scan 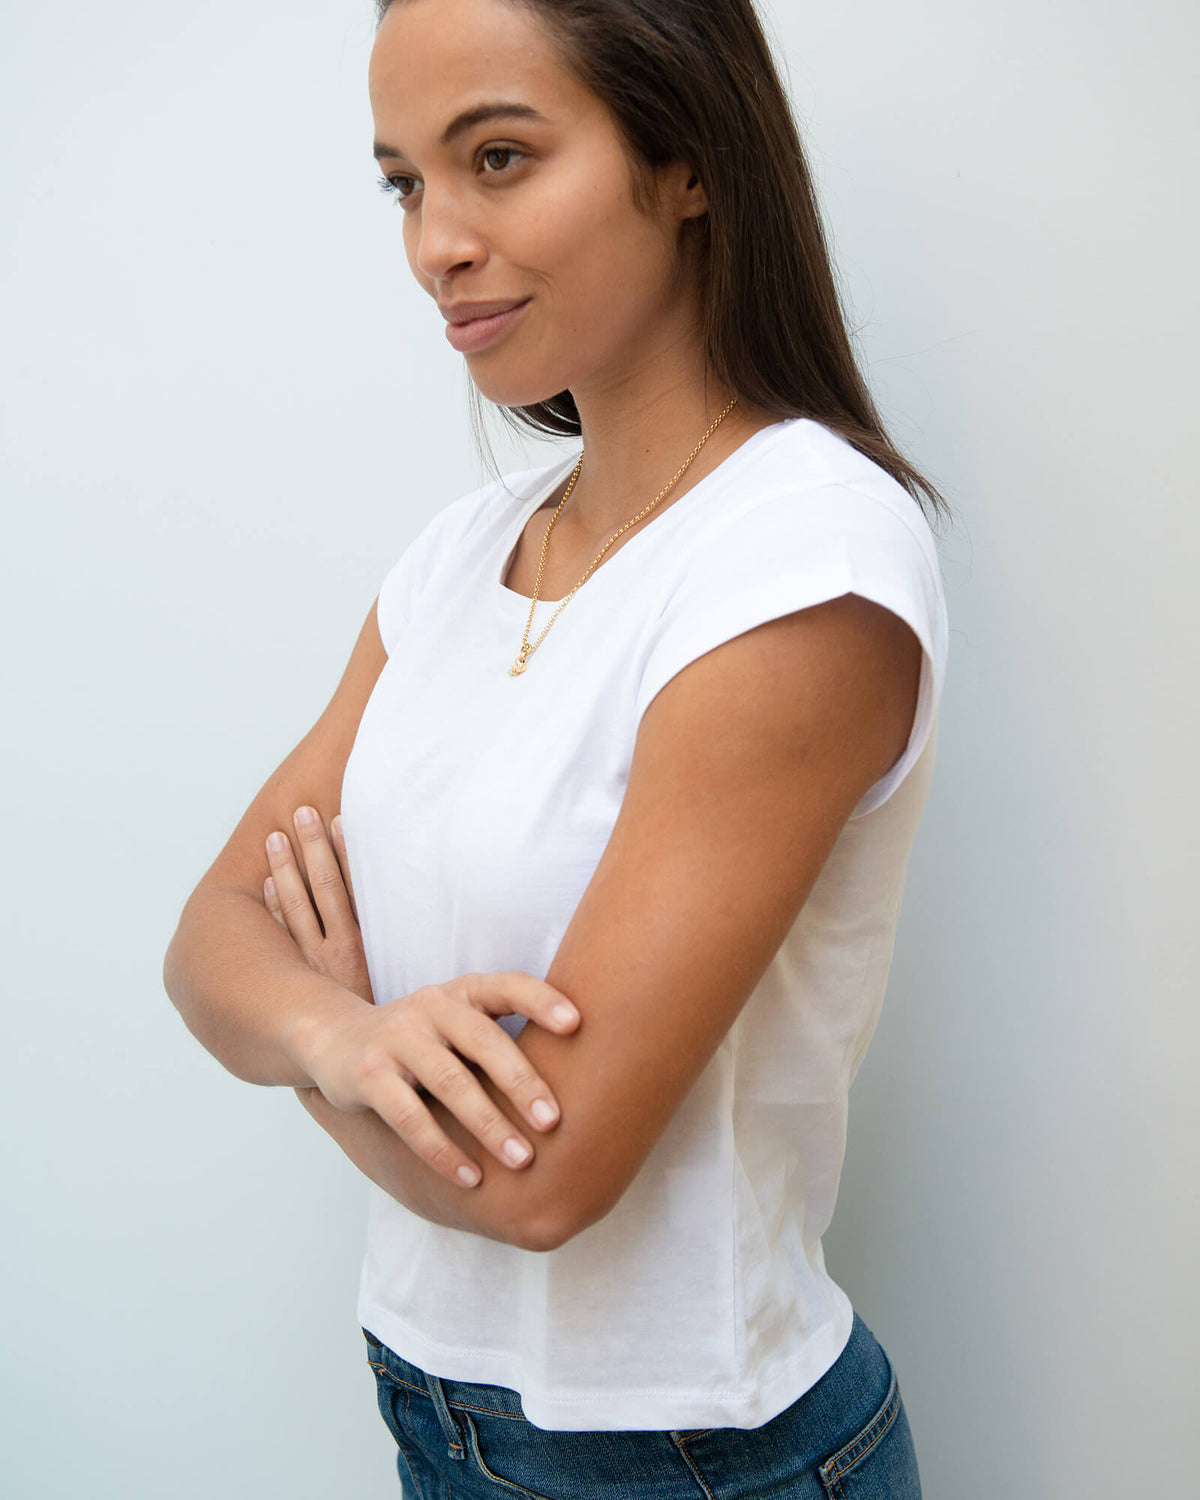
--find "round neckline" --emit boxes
[493,417,796,614]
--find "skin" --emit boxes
[162,0,923,1254]
[369,0,782,578]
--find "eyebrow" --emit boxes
[373,102,549,161]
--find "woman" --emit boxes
[164,0,950,1494]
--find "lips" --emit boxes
[443,299,532,353]
[440,297,531,325]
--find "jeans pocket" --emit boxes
[456,1409,558,1500]
[817,1366,922,1499]
[457,1407,695,1500]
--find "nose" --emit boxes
[411,184,487,283]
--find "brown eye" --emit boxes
[480,146,525,175]
[377,172,417,206]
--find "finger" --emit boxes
[330,814,359,925]
[265,831,325,950]
[365,1072,485,1189]
[263,875,288,928]
[403,1034,537,1169]
[292,806,357,939]
[461,970,581,1035]
[444,1007,563,1134]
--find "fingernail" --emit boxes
[552,1002,578,1026]
[457,1164,481,1187]
[531,1099,557,1128]
[332,815,343,837]
[295,806,317,825]
[504,1138,532,1165]
[267,832,286,853]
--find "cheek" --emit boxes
[520,180,668,328]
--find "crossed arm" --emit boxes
[274,592,921,1253]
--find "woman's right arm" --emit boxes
[161,598,581,1199]
[161,600,388,1089]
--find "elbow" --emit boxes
[502,1178,616,1254]
[162,890,204,1010]
[162,929,182,1006]
[508,1208,578,1254]
[162,924,191,1017]
[509,1213,567,1254]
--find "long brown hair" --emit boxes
[374,0,953,530]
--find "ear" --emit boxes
[663,160,709,222]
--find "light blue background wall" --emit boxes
[3,2,1195,1494]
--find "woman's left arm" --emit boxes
[282,592,920,1251]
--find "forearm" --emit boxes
[293,1080,561,1252]
[163,882,369,1087]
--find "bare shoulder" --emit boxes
[485,592,923,1246]
[636,591,922,812]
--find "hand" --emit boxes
[297,971,581,1187]
[264,808,373,1003]
[266,806,582,1187]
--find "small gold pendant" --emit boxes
[508,658,527,676]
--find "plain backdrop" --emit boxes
[3,1,1197,1495]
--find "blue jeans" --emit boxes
[361,1309,922,1498]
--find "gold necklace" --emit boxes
[507,396,739,676]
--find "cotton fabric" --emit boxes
[360,1309,922,1497]
[339,416,949,1431]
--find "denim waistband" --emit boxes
[362,1326,529,1424]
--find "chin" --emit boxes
[467,365,564,410]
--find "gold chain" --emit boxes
[508,396,739,676]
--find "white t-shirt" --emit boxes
[340,415,949,1431]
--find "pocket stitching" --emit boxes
[367,1362,429,1500]
[394,1435,430,1500]
[673,1437,718,1499]
[458,1409,558,1500]
[818,1368,900,1494]
[451,1398,529,1420]
[367,1360,430,1401]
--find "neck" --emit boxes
[556,329,778,542]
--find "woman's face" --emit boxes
[368,0,706,409]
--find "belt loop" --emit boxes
[423,1371,466,1461]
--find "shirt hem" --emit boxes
[356,1289,855,1432]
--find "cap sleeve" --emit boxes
[374,481,497,655]
[374,538,423,657]
[632,481,950,817]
